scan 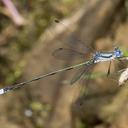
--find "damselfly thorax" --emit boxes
[93,47,123,63]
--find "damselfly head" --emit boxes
[114,47,123,58]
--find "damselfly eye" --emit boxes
[115,50,123,57]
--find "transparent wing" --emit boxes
[70,64,95,106]
[54,19,94,55]
[70,63,94,85]
[70,68,87,85]
[66,35,93,54]
[107,61,112,76]
[53,48,86,60]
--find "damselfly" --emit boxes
[0,46,124,95]
[0,20,125,95]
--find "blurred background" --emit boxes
[0,0,128,128]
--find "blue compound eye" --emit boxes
[114,47,123,57]
[115,49,123,57]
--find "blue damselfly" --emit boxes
[0,47,124,95]
[0,20,125,95]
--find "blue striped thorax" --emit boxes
[93,47,123,63]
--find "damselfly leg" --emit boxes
[107,61,112,76]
